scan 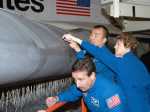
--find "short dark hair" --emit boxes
[72,56,96,76]
[93,25,109,38]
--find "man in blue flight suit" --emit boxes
[38,57,128,112]
[69,25,116,81]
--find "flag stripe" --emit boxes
[56,0,90,16]
[57,8,90,13]
[57,12,90,16]
[56,4,90,10]
[57,0,76,1]
[56,1,76,6]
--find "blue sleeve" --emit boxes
[146,84,150,103]
[58,84,82,102]
[75,50,86,60]
[81,41,119,74]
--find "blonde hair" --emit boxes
[117,32,138,51]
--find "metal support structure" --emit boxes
[101,0,150,32]
[123,20,150,32]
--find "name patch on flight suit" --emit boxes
[90,96,100,108]
[106,94,121,109]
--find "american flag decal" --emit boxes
[56,0,91,16]
[106,94,121,109]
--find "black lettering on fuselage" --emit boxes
[31,0,44,13]
[15,0,30,11]
[1,0,44,13]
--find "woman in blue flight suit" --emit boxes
[62,32,150,112]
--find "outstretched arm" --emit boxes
[80,41,118,73]
[37,85,82,112]
[57,84,82,102]
[62,34,119,74]
[68,40,86,60]
[63,37,86,60]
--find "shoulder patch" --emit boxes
[106,94,121,109]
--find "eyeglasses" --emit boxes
[90,33,101,38]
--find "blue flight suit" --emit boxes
[80,40,150,112]
[76,50,116,81]
[58,75,128,112]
